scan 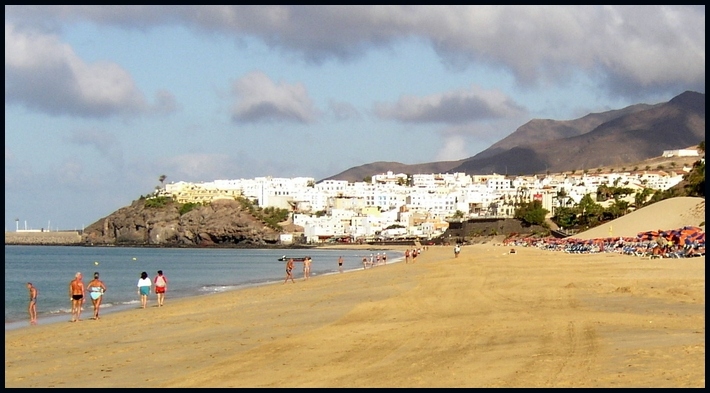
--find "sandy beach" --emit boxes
[5,198,705,387]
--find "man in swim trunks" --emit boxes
[338,256,344,273]
[87,272,107,320]
[27,282,38,325]
[284,258,295,284]
[69,272,85,322]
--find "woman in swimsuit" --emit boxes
[87,272,107,320]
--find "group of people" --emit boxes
[361,252,388,269]
[137,270,168,308]
[28,269,169,325]
[404,248,421,263]
[283,257,313,283]
[68,271,103,322]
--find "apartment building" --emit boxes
[160,169,685,242]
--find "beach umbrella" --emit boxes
[637,231,656,241]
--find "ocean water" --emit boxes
[5,245,403,330]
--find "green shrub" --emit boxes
[144,196,171,208]
[179,202,201,215]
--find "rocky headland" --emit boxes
[79,198,292,248]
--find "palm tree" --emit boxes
[159,174,167,186]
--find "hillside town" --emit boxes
[159,149,700,244]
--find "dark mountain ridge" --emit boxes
[323,91,704,182]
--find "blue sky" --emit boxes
[5,5,705,231]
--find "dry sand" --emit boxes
[5,197,705,388]
[573,197,705,240]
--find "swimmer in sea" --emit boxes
[87,272,107,320]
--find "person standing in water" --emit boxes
[154,270,168,307]
[27,282,38,325]
[87,272,107,320]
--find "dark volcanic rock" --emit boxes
[82,198,282,247]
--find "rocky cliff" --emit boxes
[81,198,285,247]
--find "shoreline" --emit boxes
[5,250,408,332]
[5,243,704,387]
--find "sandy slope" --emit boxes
[573,197,705,240]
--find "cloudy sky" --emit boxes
[5,5,705,231]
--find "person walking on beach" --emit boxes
[405,249,410,263]
[69,272,85,322]
[362,256,368,269]
[27,282,38,325]
[382,252,387,265]
[303,257,312,280]
[137,271,151,308]
[154,270,168,307]
[87,272,107,320]
[284,258,296,284]
[454,244,461,258]
[338,256,344,273]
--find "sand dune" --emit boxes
[573,196,705,240]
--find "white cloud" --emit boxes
[374,85,527,124]
[6,5,704,99]
[230,71,319,124]
[435,133,469,162]
[161,153,236,182]
[5,23,154,117]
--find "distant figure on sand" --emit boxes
[87,272,107,320]
[405,249,410,263]
[362,256,368,269]
[303,257,312,280]
[454,244,461,258]
[137,271,151,308]
[154,270,168,307]
[27,282,38,325]
[69,272,85,322]
[284,258,296,284]
[338,256,344,273]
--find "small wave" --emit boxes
[48,308,71,315]
[199,285,240,293]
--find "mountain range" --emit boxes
[323,91,705,182]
